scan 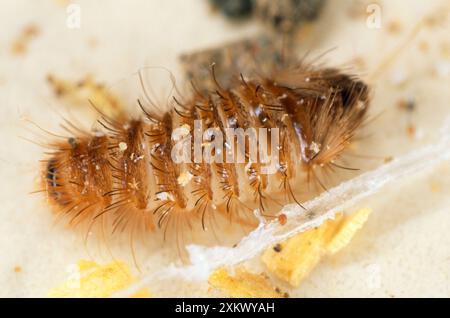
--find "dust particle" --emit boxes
[387,20,403,34]
[418,41,429,53]
[273,243,282,253]
[396,98,415,112]
[11,24,40,56]
[407,124,416,139]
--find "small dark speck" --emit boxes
[210,0,254,19]
[273,243,282,252]
[68,137,77,148]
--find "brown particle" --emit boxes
[397,98,415,112]
[424,10,449,28]
[418,41,429,54]
[11,42,26,55]
[387,21,403,34]
[55,87,65,97]
[23,24,39,37]
[278,213,287,226]
[273,243,282,253]
[352,56,366,71]
[76,80,86,88]
[87,37,99,49]
[306,211,315,220]
[407,124,416,139]
[11,24,40,56]
[274,287,289,298]
[384,156,394,164]
[430,182,441,193]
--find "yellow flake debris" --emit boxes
[46,74,125,118]
[208,267,284,298]
[261,215,342,287]
[262,208,371,287]
[326,208,371,255]
[48,259,150,298]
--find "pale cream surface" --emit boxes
[0,0,449,297]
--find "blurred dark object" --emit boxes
[180,35,294,92]
[209,0,254,19]
[209,0,326,32]
[255,0,325,33]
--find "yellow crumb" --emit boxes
[418,41,429,53]
[261,215,342,287]
[262,209,371,287]
[48,259,150,298]
[46,74,125,118]
[208,268,284,298]
[326,208,371,255]
[429,182,442,193]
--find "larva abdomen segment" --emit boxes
[43,137,110,231]
[42,67,370,240]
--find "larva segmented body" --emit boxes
[42,65,369,243]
